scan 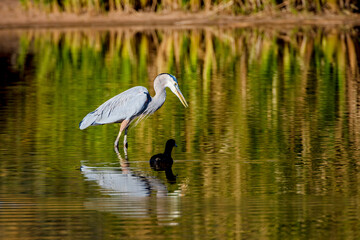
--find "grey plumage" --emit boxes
[79,86,150,130]
[79,73,188,154]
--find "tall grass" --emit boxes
[20,0,360,14]
[13,27,360,157]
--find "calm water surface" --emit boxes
[0,26,359,239]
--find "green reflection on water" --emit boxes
[0,26,359,239]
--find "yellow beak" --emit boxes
[175,88,188,108]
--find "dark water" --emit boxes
[0,26,359,239]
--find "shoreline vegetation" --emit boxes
[7,27,360,158]
[20,0,360,14]
[0,0,360,29]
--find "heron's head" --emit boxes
[158,73,188,108]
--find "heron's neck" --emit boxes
[153,86,166,101]
[148,87,166,113]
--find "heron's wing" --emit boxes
[79,86,150,129]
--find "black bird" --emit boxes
[150,139,177,171]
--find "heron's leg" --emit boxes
[116,120,129,155]
[114,126,122,149]
[123,128,129,158]
[114,120,129,150]
[123,128,128,148]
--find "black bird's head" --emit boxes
[166,139,177,149]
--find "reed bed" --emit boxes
[20,0,359,14]
[14,27,360,156]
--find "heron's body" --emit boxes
[150,139,177,171]
[79,86,151,129]
[79,73,188,156]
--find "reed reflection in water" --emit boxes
[0,26,359,239]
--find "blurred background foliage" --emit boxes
[10,26,360,162]
[20,0,360,14]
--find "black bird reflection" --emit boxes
[150,139,177,182]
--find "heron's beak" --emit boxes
[174,87,188,108]
[175,143,178,147]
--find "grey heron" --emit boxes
[79,73,188,154]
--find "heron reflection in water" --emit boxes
[79,73,188,156]
[80,146,185,222]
